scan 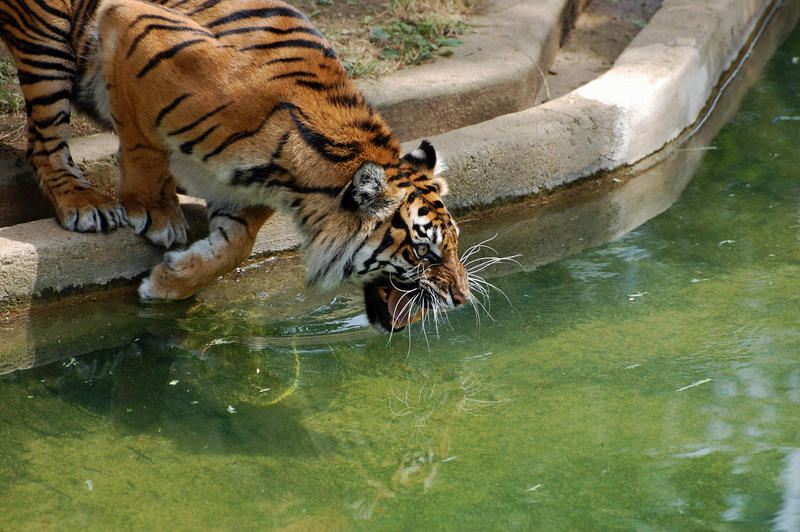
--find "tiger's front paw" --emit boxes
[123,197,188,248]
[138,247,211,300]
[56,187,127,233]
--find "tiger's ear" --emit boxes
[402,140,448,195]
[402,140,437,171]
[346,161,404,220]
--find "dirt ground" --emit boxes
[538,0,663,103]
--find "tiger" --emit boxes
[0,0,471,332]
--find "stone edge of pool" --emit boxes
[0,0,786,312]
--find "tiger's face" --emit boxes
[350,141,470,332]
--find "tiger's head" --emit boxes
[346,141,470,332]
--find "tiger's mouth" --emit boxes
[363,279,426,332]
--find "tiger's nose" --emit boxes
[451,289,469,306]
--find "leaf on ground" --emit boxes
[369,26,391,41]
[380,48,401,59]
[438,37,464,47]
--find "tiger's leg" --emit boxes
[10,40,125,232]
[139,205,274,300]
[116,139,188,248]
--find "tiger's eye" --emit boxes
[414,243,429,259]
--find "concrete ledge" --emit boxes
[0,0,794,312]
[429,0,783,210]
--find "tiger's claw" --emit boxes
[123,197,188,248]
[55,187,127,233]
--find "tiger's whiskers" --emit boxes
[385,235,522,354]
[460,236,522,326]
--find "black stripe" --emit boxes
[19,58,75,74]
[371,132,394,148]
[26,89,71,108]
[187,0,225,15]
[206,7,307,27]
[355,119,381,133]
[16,71,71,85]
[360,226,396,274]
[327,93,361,108]
[180,125,218,154]
[167,103,230,136]
[272,133,289,158]
[138,210,152,236]
[155,93,192,127]
[29,0,71,21]
[388,170,412,182]
[285,107,358,163]
[127,24,213,59]
[214,25,320,39]
[391,210,405,229]
[33,111,70,129]
[340,183,358,211]
[137,39,206,78]
[241,39,335,58]
[264,56,303,66]
[269,70,317,81]
[230,162,283,186]
[202,102,289,161]
[296,79,331,91]
[230,163,342,196]
[3,37,73,62]
[130,13,186,26]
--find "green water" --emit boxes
[3,23,800,532]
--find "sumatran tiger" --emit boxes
[0,0,471,332]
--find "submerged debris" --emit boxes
[676,378,711,392]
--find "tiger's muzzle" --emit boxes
[363,261,470,333]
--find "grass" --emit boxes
[370,19,466,62]
[317,0,481,78]
[0,56,21,113]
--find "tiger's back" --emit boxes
[97,0,401,208]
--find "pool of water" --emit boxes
[3,13,800,532]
